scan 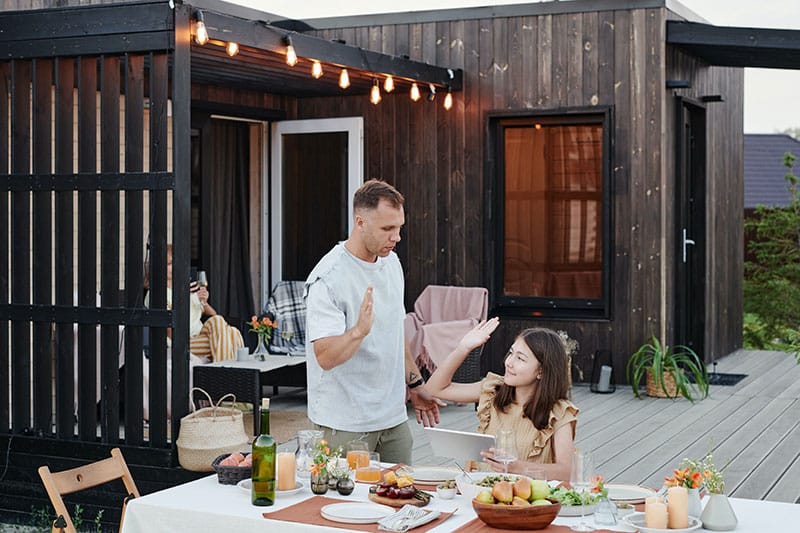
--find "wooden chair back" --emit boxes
[37,448,140,533]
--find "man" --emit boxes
[304,179,443,464]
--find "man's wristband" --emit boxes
[408,378,425,389]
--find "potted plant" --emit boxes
[627,336,709,401]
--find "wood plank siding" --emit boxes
[303,6,743,377]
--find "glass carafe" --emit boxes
[295,429,323,478]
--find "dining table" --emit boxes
[121,467,800,533]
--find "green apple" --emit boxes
[530,479,550,501]
[531,499,552,506]
[476,489,495,504]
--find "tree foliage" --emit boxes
[744,151,800,361]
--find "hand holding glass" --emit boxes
[494,429,517,474]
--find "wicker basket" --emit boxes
[646,369,678,398]
[212,452,252,485]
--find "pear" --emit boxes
[513,477,532,500]
[491,480,514,504]
[512,496,532,506]
[531,499,553,506]
[476,489,495,504]
[530,479,550,501]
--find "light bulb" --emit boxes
[443,90,453,110]
[339,68,350,89]
[370,81,381,105]
[311,61,323,79]
[384,75,394,93]
[194,12,208,45]
[286,43,297,67]
[410,83,421,102]
[226,42,239,57]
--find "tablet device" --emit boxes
[424,427,496,464]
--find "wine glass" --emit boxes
[197,270,208,287]
[570,449,595,532]
[494,429,517,474]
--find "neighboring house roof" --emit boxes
[744,134,800,209]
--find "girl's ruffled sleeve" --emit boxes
[476,372,504,433]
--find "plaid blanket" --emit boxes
[262,281,306,355]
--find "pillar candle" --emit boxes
[277,452,296,491]
[645,496,668,529]
[667,486,689,529]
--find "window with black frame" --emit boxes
[492,112,611,318]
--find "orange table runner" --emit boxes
[262,495,453,532]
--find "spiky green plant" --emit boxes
[627,336,709,402]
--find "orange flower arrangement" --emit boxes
[249,314,277,340]
[590,475,608,498]
[310,438,341,478]
[665,466,704,489]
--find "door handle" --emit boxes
[682,228,695,263]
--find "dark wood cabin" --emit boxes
[2,0,800,525]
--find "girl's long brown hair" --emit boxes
[493,328,570,430]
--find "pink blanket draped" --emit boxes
[404,285,488,375]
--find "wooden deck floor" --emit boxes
[270,349,800,504]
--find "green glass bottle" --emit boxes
[251,398,276,506]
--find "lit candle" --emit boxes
[277,452,296,491]
[667,486,689,529]
[645,496,668,529]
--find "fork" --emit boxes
[453,461,475,482]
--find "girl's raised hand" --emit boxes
[458,317,500,352]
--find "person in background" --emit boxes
[145,244,244,362]
[425,319,577,480]
[304,179,444,464]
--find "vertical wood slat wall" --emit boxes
[303,6,743,374]
[0,52,175,446]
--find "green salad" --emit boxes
[548,486,600,506]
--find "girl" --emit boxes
[425,318,577,480]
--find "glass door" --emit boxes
[267,117,363,291]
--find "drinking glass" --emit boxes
[494,429,517,474]
[570,449,596,532]
[355,452,381,483]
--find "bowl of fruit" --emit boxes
[471,478,561,530]
[367,471,432,507]
[212,452,252,485]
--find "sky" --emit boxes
[229,0,800,134]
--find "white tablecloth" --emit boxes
[208,355,306,373]
[122,474,800,533]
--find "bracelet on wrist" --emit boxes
[408,378,424,389]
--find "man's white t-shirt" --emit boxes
[305,243,407,433]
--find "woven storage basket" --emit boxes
[453,346,483,383]
[176,389,250,472]
[646,369,678,398]
[212,452,252,485]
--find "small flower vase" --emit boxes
[688,487,703,518]
[252,331,270,361]
[310,472,329,495]
[701,493,738,531]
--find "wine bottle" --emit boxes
[251,398,276,506]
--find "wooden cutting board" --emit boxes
[368,492,428,507]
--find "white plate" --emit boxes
[396,465,460,483]
[237,478,304,496]
[623,512,702,533]
[606,483,656,504]
[558,503,596,516]
[320,502,395,524]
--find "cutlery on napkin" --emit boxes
[377,504,441,532]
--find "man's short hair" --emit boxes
[353,179,404,211]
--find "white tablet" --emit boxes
[424,427,496,464]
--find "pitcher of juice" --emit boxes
[295,429,323,478]
[346,440,370,471]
